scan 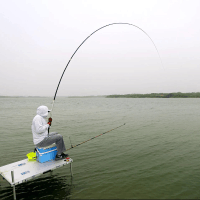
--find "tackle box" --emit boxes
[36,144,57,163]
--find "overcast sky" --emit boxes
[0,0,200,96]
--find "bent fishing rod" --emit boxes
[47,23,163,130]
[66,123,126,151]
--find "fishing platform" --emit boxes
[0,154,73,200]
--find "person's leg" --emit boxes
[49,132,58,136]
[52,134,66,154]
[36,134,66,155]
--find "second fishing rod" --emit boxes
[66,123,126,151]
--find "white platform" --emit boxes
[0,157,73,186]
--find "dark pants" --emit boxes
[36,132,66,155]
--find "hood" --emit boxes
[37,105,49,118]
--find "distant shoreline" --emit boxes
[1,92,200,98]
[106,92,200,98]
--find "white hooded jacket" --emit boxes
[31,105,50,145]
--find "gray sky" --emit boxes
[0,0,200,96]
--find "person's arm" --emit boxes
[34,117,49,134]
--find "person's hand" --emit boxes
[48,117,52,126]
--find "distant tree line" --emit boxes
[106,92,200,98]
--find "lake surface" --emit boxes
[0,97,200,199]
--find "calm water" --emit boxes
[0,97,200,199]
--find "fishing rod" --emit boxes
[48,22,163,129]
[65,123,126,151]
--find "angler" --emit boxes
[31,105,68,160]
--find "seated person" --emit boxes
[31,105,68,160]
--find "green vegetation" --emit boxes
[106,92,200,98]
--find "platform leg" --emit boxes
[11,171,16,200]
[0,175,4,185]
[13,185,16,200]
[70,163,73,177]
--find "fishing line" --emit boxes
[65,123,126,151]
[49,22,163,119]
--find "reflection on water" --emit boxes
[0,173,74,200]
